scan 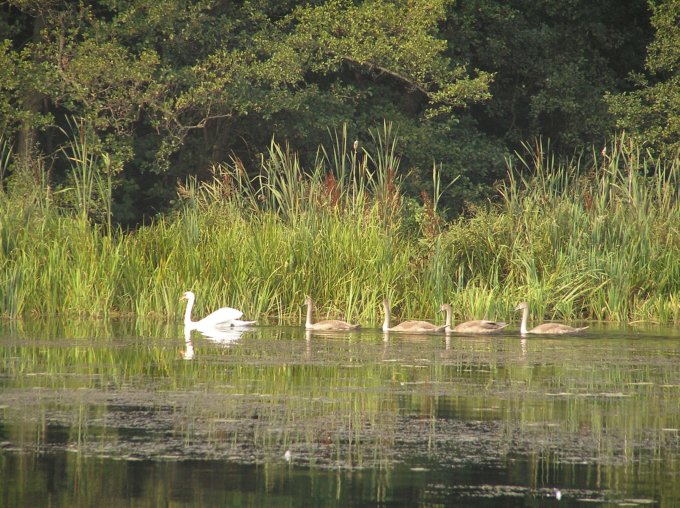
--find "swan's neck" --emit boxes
[382,302,390,332]
[444,307,452,328]
[520,306,529,335]
[184,295,195,327]
[305,300,314,328]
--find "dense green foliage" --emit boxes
[1,1,679,321]
[0,130,678,323]
[1,0,677,221]
[607,0,680,157]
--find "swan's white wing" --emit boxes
[196,306,243,328]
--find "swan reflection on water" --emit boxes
[198,324,248,343]
[181,326,195,360]
[181,324,249,360]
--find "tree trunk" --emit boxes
[16,10,45,163]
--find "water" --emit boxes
[1,319,680,506]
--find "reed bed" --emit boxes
[0,129,678,324]
[449,134,680,323]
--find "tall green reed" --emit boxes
[493,134,680,321]
[59,116,114,231]
[0,126,678,325]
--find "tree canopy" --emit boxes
[607,0,680,157]
[0,0,674,223]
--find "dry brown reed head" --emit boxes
[176,179,192,200]
[322,171,340,209]
[420,190,443,238]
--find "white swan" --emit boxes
[382,298,446,333]
[182,291,255,331]
[304,296,360,331]
[515,301,589,335]
[440,303,508,334]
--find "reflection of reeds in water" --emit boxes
[3,322,680,479]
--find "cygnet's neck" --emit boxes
[519,306,529,335]
[382,300,391,331]
[443,305,452,328]
[305,299,314,328]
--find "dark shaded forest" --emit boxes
[1,0,678,223]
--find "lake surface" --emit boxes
[1,319,680,506]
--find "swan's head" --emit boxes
[439,303,452,312]
[182,291,195,301]
[514,301,528,311]
[304,296,312,306]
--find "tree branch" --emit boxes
[341,56,430,96]
[179,113,233,132]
